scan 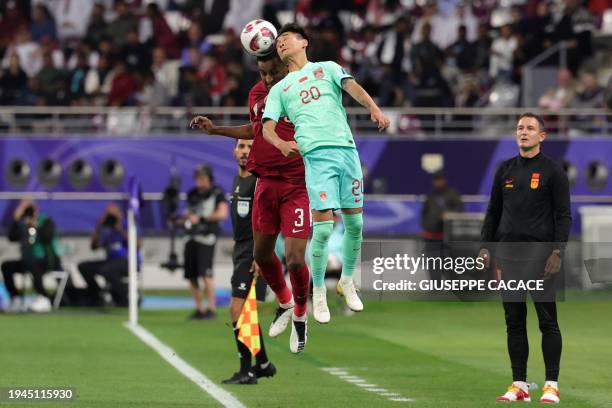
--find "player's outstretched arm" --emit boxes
[263,119,300,157]
[342,78,390,132]
[190,116,254,140]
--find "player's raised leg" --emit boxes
[337,148,364,312]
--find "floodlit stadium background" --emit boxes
[0,1,611,407]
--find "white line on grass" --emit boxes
[322,367,414,403]
[125,322,247,408]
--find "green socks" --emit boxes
[310,221,334,288]
[341,213,363,279]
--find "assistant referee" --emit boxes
[222,139,276,385]
[479,113,571,403]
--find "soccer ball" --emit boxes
[240,19,277,57]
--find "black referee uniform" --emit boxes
[230,174,266,301]
[482,151,571,383]
[225,172,274,384]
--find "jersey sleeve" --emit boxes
[262,83,285,123]
[324,61,353,89]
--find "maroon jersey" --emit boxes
[246,81,305,184]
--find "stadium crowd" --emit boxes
[0,0,610,109]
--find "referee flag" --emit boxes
[237,278,261,356]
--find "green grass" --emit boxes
[1,300,611,407]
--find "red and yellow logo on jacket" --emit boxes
[530,173,540,189]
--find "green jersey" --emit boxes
[262,61,355,154]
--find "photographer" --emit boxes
[183,165,228,320]
[1,200,61,313]
[78,203,134,307]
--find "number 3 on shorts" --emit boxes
[294,208,304,227]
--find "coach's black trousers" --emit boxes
[503,301,562,382]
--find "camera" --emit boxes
[23,206,35,218]
[103,214,119,228]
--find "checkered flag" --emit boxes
[237,277,261,356]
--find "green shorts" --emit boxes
[303,146,364,211]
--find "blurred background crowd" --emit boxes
[0,0,611,110]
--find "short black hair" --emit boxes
[518,112,545,132]
[257,48,281,62]
[277,23,309,43]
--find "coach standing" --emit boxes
[479,113,571,404]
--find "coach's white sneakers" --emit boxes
[337,278,363,312]
[496,382,531,402]
[289,315,307,354]
[312,286,330,323]
[268,304,293,337]
[540,383,560,404]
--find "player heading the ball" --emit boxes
[262,23,390,323]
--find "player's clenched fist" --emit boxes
[371,108,390,132]
[190,116,214,134]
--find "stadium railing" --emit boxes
[0,106,609,137]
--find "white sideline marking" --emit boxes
[323,367,414,403]
[125,322,246,408]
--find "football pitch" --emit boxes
[2,299,611,407]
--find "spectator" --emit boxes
[85,53,115,105]
[121,29,151,74]
[219,28,244,67]
[31,3,57,43]
[67,52,90,105]
[473,23,492,73]
[571,70,605,133]
[198,51,226,106]
[31,51,65,106]
[376,16,412,106]
[51,0,95,43]
[77,203,134,307]
[343,25,381,98]
[85,3,108,46]
[222,0,263,35]
[136,69,169,107]
[182,0,229,37]
[1,200,62,313]
[447,3,478,44]
[572,71,604,109]
[180,23,211,67]
[489,24,517,82]
[552,0,595,75]
[2,28,43,78]
[146,2,180,59]
[446,25,476,72]
[524,1,554,57]
[454,76,481,130]
[108,60,138,106]
[412,0,453,49]
[0,0,28,50]
[0,53,29,105]
[107,0,139,49]
[410,22,452,108]
[152,47,179,102]
[538,68,576,110]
